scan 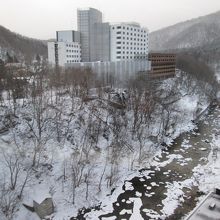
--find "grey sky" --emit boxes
[1,0,220,40]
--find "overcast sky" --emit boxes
[1,0,220,40]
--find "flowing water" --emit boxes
[75,105,220,220]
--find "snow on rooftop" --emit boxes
[23,184,51,205]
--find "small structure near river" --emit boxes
[185,188,220,220]
[23,193,54,219]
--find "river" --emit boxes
[74,104,220,220]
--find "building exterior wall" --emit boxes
[77,8,102,62]
[148,53,176,79]
[48,41,81,66]
[94,23,110,61]
[48,42,57,65]
[56,30,80,43]
[110,23,149,62]
[73,31,81,43]
[66,60,150,85]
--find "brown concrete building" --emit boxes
[148,53,176,79]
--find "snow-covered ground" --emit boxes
[0,72,215,220]
[85,107,220,220]
[192,109,220,192]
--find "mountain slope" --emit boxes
[149,11,220,51]
[0,25,47,62]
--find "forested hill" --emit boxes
[0,25,47,62]
[149,11,220,52]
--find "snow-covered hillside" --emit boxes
[149,11,220,51]
[0,69,215,220]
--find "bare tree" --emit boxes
[2,152,21,190]
[0,181,18,220]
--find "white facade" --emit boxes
[48,41,81,67]
[110,22,149,62]
[66,60,151,85]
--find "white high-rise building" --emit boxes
[48,41,81,66]
[110,22,149,62]
[48,8,150,68]
[47,30,81,67]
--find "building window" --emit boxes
[117,56,121,59]
[117,32,121,34]
[117,36,121,39]
[117,46,121,49]
[117,41,121,44]
[117,51,121,54]
[117,26,121,29]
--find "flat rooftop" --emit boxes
[186,190,220,220]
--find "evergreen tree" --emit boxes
[13,55,19,63]
[6,52,13,63]
[36,54,41,63]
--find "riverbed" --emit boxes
[74,105,220,220]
